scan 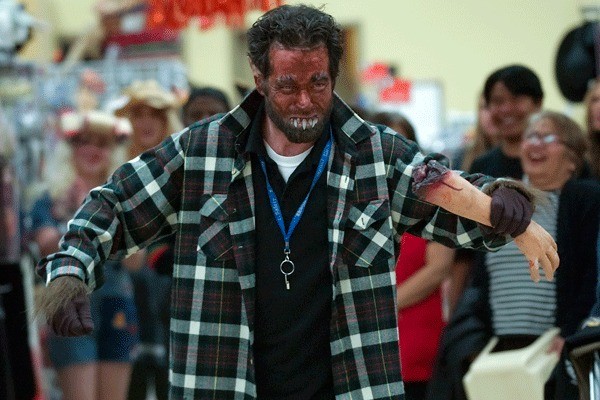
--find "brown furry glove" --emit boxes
[37,276,94,336]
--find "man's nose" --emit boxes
[296,90,312,108]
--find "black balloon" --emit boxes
[555,22,599,103]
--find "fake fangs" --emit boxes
[291,118,318,130]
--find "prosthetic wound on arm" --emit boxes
[411,159,559,282]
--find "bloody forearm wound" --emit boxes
[411,159,462,200]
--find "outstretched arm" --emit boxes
[36,128,189,336]
[411,159,558,282]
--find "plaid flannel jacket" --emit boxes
[39,90,508,399]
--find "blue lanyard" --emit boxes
[258,132,332,256]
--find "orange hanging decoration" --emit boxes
[146,0,284,30]
[146,0,167,28]
[181,0,204,15]
[163,0,189,30]
[198,15,216,30]
[222,0,245,29]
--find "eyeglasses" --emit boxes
[523,132,565,146]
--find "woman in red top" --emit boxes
[396,233,455,400]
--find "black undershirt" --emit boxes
[246,107,334,399]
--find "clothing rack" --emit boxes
[41,57,189,112]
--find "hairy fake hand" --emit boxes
[37,275,94,336]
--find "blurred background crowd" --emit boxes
[1,1,600,399]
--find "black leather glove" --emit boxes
[484,186,534,237]
[51,292,94,336]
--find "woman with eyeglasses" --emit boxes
[444,110,600,400]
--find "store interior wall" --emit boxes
[19,0,591,119]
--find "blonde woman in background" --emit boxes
[114,80,182,400]
[116,80,183,160]
[29,111,138,400]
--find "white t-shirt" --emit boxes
[264,141,313,183]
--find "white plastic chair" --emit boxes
[463,328,560,400]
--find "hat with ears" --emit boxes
[114,80,179,117]
[59,109,132,143]
[555,21,599,103]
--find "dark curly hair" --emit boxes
[483,64,544,105]
[247,4,344,80]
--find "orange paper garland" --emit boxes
[147,0,284,30]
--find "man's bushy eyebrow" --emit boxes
[274,72,330,85]
[311,72,330,81]
[275,75,296,84]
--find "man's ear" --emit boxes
[249,58,265,96]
